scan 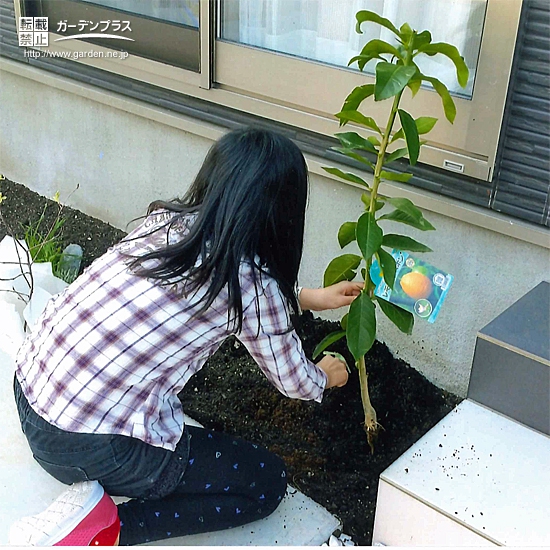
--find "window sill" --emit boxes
[307,156,549,249]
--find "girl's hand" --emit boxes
[317,355,348,388]
[299,281,364,312]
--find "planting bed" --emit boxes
[0,178,461,545]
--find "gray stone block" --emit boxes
[468,281,550,435]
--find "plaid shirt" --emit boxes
[15,211,327,451]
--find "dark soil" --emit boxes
[1,177,462,546]
[0,178,126,270]
[179,325,461,545]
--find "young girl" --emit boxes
[10,128,360,546]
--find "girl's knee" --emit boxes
[254,452,287,516]
[272,454,288,495]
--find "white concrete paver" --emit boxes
[0,347,341,545]
[374,400,550,546]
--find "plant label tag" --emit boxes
[370,250,453,323]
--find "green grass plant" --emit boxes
[23,204,66,276]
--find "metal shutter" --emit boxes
[491,0,550,226]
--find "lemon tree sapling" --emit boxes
[314,11,468,453]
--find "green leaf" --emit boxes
[382,233,433,252]
[340,313,349,331]
[359,39,402,61]
[388,197,422,219]
[396,44,408,59]
[341,84,375,111]
[368,136,381,147]
[417,43,469,88]
[361,192,385,211]
[376,297,414,334]
[380,170,414,183]
[422,74,457,124]
[391,116,438,143]
[348,53,384,72]
[332,147,375,171]
[412,30,432,50]
[378,248,397,289]
[335,112,382,134]
[336,131,381,152]
[378,209,436,231]
[415,116,438,134]
[398,109,420,165]
[356,212,383,261]
[349,38,404,71]
[324,254,362,287]
[385,147,409,163]
[387,197,424,220]
[406,64,423,97]
[313,330,346,359]
[355,10,401,37]
[338,221,357,248]
[407,77,422,97]
[322,167,369,187]
[391,128,404,143]
[346,292,376,361]
[375,63,417,101]
[399,22,413,44]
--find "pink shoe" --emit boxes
[8,481,120,546]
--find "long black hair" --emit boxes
[129,127,309,331]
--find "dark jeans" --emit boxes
[14,376,287,545]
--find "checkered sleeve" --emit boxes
[237,276,327,402]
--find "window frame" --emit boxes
[214,0,523,181]
[30,0,201,72]
[14,0,524,182]
[16,0,208,89]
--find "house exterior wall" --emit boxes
[1,67,548,396]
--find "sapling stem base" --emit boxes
[358,355,382,454]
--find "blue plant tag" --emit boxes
[370,250,453,323]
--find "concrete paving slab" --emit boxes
[0,348,340,545]
[375,400,550,546]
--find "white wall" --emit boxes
[1,66,548,396]
[0,69,212,229]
